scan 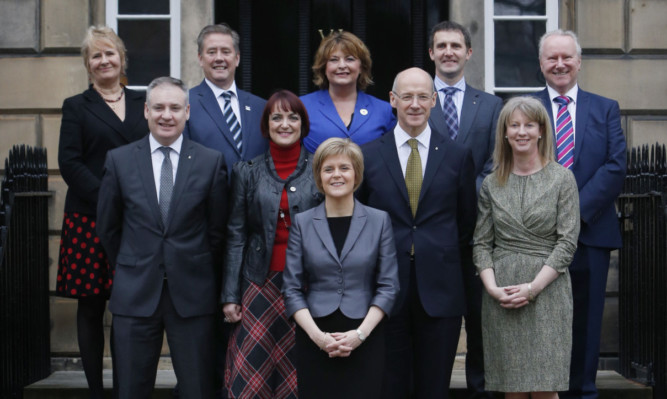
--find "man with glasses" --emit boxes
[358,67,477,399]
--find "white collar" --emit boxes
[149,133,183,155]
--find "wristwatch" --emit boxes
[356,329,366,343]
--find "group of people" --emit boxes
[56,19,626,399]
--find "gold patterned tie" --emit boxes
[405,138,422,218]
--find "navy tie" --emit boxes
[221,91,242,152]
[441,87,459,140]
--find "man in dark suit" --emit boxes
[535,30,626,399]
[358,67,477,399]
[97,77,227,399]
[184,24,265,398]
[184,23,267,175]
[427,21,502,399]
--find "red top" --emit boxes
[269,140,301,271]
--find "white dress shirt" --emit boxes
[547,84,578,142]
[149,133,182,202]
[434,76,466,123]
[394,124,431,178]
[205,78,242,127]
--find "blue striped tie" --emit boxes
[221,91,242,152]
[441,87,459,140]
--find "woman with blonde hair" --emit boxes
[56,25,147,398]
[283,138,399,399]
[473,96,580,399]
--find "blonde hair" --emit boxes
[493,96,554,185]
[311,31,373,90]
[312,138,364,193]
[81,25,127,79]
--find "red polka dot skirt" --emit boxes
[56,212,112,298]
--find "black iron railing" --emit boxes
[0,145,50,399]
[618,143,667,399]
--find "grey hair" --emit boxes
[538,29,582,59]
[146,77,189,105]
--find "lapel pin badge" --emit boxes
[435,147,439,150]
[360,109,368,116]
[188,155,192,159]
[245,106,251,111]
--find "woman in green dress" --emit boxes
[473,96,580,399]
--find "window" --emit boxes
[484,0,558,100]
[106,0,181,89]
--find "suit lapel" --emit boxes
[420,131,448,205]
[573,90,590,166]
[165,138,195,230]
[339,200,367,263]
[458,88,480,144]
[196,82,240,156]
[348,92,372,138]
[122,89,147,140]
[316,91,348,135]
[237,89,256,158]
[429,96,450,137]
[312,204,340,264]
[135,137,163,229]
[379,133,410,206]
[83,88,127,140]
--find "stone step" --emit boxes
[24,369,651,399]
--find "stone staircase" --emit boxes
[22,357,652,399]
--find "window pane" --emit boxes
[495,0,545,16]
[118,20,170,86]
[494,21,545,87]
[119,0,169,15]
[495,91,539,102]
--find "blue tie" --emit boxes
[221,91,242,152]
[441,87,459,140]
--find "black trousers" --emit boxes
[113,283,215,399]
[381,257,462,399]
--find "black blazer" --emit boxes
[357,130,477,318]
[58,86,148,215]
[97,136,228,318]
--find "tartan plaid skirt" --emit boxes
[225,271,298,399]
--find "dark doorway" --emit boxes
[215,0,448,100]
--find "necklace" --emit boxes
[99,89,124,103]
[94,86,125,111]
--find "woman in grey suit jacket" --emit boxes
[283,138,399,399]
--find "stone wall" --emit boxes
[0,0,664,365]
[0,0,210,360]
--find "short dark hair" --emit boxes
[429,21,472,50]
[260,90,310,140]
[196,23,240,54]
[146,77,189,106]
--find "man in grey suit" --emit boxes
[427,21,502,399]
[97,77,227,398]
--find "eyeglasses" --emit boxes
[392,91,435,104]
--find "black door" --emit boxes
[216,0,449,99]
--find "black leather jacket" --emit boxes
[222,146,323,304]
